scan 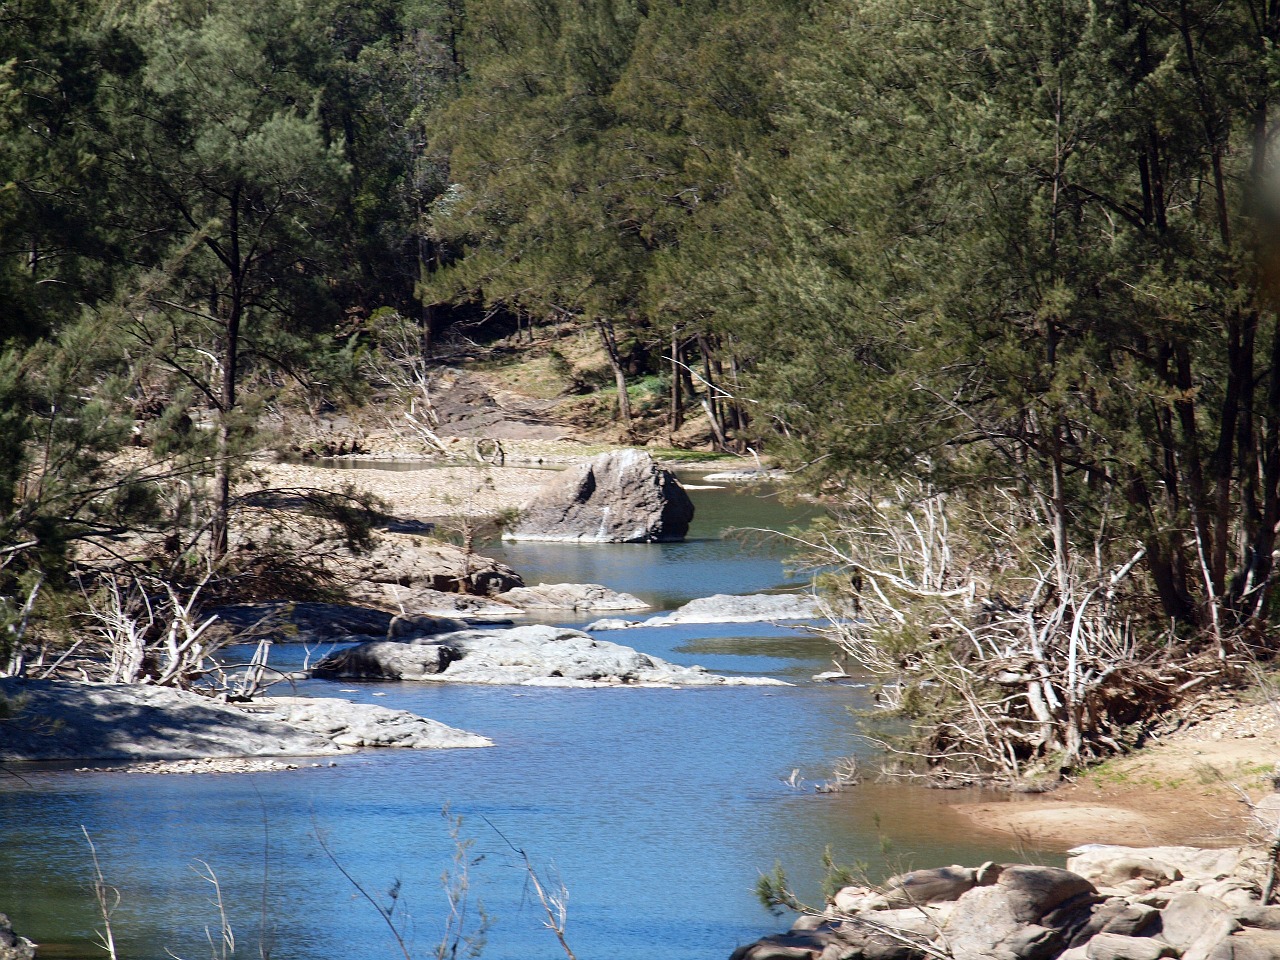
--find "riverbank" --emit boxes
[953,696,1280,850]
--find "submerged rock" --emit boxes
[312,624,786,687]
[504,449,694,543]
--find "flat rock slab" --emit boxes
[313,624,787,687]
[0,678,339,761]
[0,678,490,762]
[500,583,648,612]
[253,697,492,749]
[589,593,820,630]
[504,449,694,542]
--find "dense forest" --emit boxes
[4,0,1280,781]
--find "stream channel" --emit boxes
[0,469,1053,960]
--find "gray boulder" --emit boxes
[639,593,821,626]
[0,678,492,761]
[500,583,649,612]
[1068,847,1266,888]
[877,863,1001,907]
[940,866,1097,960]
[312,639,461,680]
[0,678,339,761]
[1207,928,1280,959]
[504,449,694,543]
[311,625,787,687]
[255,697,491,749]
[1085,934,1176,960]
[1158,893,1242,960]
[0,915,34,960]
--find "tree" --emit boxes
[106,0,351,557]
[726,0,1280,639]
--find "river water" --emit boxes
[0,472,1049,960]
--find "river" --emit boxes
[0,472,1049,959]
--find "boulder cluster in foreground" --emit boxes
[733,845,1280,960]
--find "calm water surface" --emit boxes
[0,472,1050,959]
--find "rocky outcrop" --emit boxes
[311,624,787,687]
[587,593,820,630]
[0,678,489,762]
[346,532,524,598]
[0,915,34,960]
[500,583,649,612]
[729,845,1278,960]
[252,697,492,749]
[504,449,694,543]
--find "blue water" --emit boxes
[0,475,1045,960]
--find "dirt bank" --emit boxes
[952,698,1280,850]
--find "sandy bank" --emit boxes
[952,698,1280,849]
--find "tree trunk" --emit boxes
[596,319,632,430]
[210,194,242,561]
[669,329,684,432]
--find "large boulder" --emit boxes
[504,450,694,543]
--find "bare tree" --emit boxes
[781,481,1225,783]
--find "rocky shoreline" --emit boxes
[733,844,1280,960]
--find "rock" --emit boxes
[1158,893,1243,960]
[387,613,470,638]
[1085,933,1177,960]
[997,866,1098,924]
[584,618,645,631]
[1237,905,1280,930]
[852,906,951,937]
[254,697,491,749]
[381,588,519,618]
[642,593,822,625]
[1207,928,1280,959]
[728,923,929,960]
[345,532,524,598]
[311,640,461,680]
[499,583,649,612]
[1101,904,1161,938]
[504,449,694,543]
[1069,900,1160,949]
[1068,847,1267,888]
[939,867,1096,960]
[832,885,884,914]
[0,678,492,761]
[312,625,788,687]
[1197,879,1261,911]
[1078,857,1183,889]
[0,677,340,761]
[880,864,994,907]
[0,915,34,960]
